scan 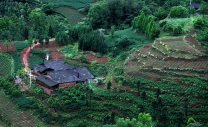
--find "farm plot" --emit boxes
[0,94,44,127]
[160,39,203,56]
[7,52,22,72]
[28,55,43,68]
[54,6,85,25]
[14,41,30,51]
[0,52,14,77]
[41,0,94,9]
[152,40,199,59]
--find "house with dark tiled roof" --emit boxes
[32,60,94,95]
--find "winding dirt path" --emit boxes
[21,42,40,72]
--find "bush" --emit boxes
[197,28,208,41]
[154,7,167,20]
[169,6,188,18]
[193,17,206,30]
[116,36,133,49]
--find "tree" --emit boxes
[107,81,112,90]
[110,111,115,124]
[141,91,146,100]
[200,1,208,17]
[89,89,93,106]
[184,98,189,116]
[110,25,116,38]
[23,27,29,40]
[156,88,161,99]
[137,80,141,96]
[55,31,70,45]
[137,113,153,127]
[29,8,49,40]
[154,7,167,20]
[87,1,110,29]
[78,31,107,54]
[48,24,54,38]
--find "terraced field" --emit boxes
[123,29,208,126]
[0,94,44,127]
[125,29,208,81]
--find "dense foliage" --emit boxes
[169,6,188,18]
[0,1,69,44]
[88,0,142,29]
[194,16,208,41]
[78,30,107,54]
[132,11,160,39]
[48,83,87,111]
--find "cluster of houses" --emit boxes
[31,60,94,95]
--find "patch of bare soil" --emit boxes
[0,42,16,52]
[34,39,64,60]
[84,51,108,63]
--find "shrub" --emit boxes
[197,28,208,41]
[193,17,206,30]
[169,6,188,18]
[172,25,183,35]
[159,20,167,27]
[154,7,167,20]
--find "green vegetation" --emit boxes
[59,43,78,58]
[160,18,192,36]
[7,52,22,73]
[14,41,30,51]
[41,0,94,9]
[0,0,208,126]
[28,54,43,68]
[0,53,14,77]
[53,7,85,25]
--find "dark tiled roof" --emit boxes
[191,3,200,8]
[47,67,94,83]
[74,67,94,81]
[33,64,47,72]
[35,60,94,86]
[48,70,79,83]
[36,75,58,87]
[44,60,74,71]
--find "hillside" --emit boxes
[0,0,208,127]
[125,29,208,81]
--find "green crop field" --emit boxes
[0,53,14,77]
[54,6,85,25]
[7,52,22,73]
[41,0,94,9]
[14,41,30,51]
[29,55,43,68]
[105,27,151,48]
